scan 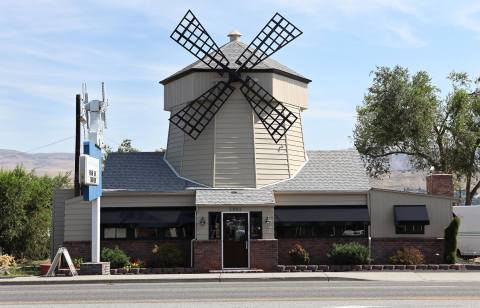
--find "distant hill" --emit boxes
[0,148,427,191]
[0,149,74,177]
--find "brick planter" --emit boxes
[277,263,471,272]
[193,240,221,272]
[250,239,278,271]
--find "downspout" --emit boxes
[191,208,197,268]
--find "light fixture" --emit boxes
[265,216,272,225]
[199,217,206,226]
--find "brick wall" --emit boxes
[278,238,368,265]
[193,240,221,272]
[371,238,444,264]
[250,239,278,271]
[426,173,453,197]
[63,240,192,267]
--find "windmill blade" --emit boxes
[240,76,297,143]
[169,81,235,140]
[235,13,302,71]
[171,10,230,71]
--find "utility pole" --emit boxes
[74,94,81,197]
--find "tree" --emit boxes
[116,139,139,153]
[0,166,70,259]
[444,216,460,264]
[354,66,480,205]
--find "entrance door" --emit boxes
[222,213,249,268]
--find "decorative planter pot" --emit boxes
[40,264,51,276]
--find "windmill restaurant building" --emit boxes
[52,35,456,271]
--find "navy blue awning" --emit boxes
[101,208,194,227]
[275,206,370,223]
[394,205,430,225]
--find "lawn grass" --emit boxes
[1,259,46,277]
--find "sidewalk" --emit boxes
[1,271,480,285]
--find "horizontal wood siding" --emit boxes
[164,72,226,111]
[272,73,308,109]
[64,197,91,242]
[51,189,74,257]
[165,106,184,173]
[181,113,215,186]
[286,105,306,175]
[214,86,256,188]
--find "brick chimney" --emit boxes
[426,173,453,197]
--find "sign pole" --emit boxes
[92,197,101,263]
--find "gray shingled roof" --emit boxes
[160,40,310,84]
[103,152,200,192]
[270,150,371,192]
[196,189,275,205]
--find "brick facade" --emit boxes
[250,239,278,271]
[426,173,453,197]
[193,240,221,272]
[371,238,444,264]
[278,238,368,265]
[63,240,192,267]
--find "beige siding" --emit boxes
[51,189,74,256]
[164,72,226,111]
[64,197,91,242]
[285,105,307,175]
[369,189,453,238]
[272,73,308,109]
[165,106,184,173]
[275,193,368,206]
[254,113,290,187]
[196,205,275,240]
[101,193,196,208]
[181,113,215,186]
[214,86,256,188]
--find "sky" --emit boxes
[1,0,480,153]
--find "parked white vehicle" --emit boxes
[453,206,480,257]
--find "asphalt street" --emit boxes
[1,280,480,307]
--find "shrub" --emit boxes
[327,242,371,265]
[72,257,84,269]
[152,244,184,268]
[288,244,310,265]
[100,247,130,269]
[0,254,16,269]
[389,247,425,265]
[444,216,460,264]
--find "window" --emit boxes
[209,212,221,240]
[101,207,195,240]
[250,212,263,239]
[275,222,368,238]
[395,224,425,235]
[103,227,127,239]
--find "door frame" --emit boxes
[221,211,250,269]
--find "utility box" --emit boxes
[79,154,99,186]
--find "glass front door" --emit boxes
[222,213,249,268]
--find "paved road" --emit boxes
[1,280,480,307]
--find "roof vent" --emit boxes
[227,30,242,42]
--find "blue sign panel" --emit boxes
[82,141,102,201]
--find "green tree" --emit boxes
[354,66,480,204]
[0,166,70,259]
[444,216,460,264]
[116,139,139,153]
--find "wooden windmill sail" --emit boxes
[161,11,311,188]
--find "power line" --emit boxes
[25,136,75,153]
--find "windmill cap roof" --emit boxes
[160,40,311,85]
[227,30,242,41]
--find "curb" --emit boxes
[0,275,367,286]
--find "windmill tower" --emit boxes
[161,11,311,188]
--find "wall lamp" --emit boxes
[199,216,206,226]
[265,216,272,225]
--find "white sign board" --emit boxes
[80,154,99,186]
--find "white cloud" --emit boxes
[454,3,480,35]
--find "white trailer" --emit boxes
[453,206,480,257]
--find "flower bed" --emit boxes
[109,267,195,275]
[276,264,480,272]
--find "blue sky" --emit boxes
[1,0,480,153]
